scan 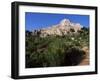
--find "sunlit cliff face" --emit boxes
[32,18,83,37]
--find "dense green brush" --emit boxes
[25,27,89,68]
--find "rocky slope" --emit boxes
[32,18,83,37]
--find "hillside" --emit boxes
[25,19,89,68]
[32,19,83,37]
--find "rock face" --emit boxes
[32,18,83,37]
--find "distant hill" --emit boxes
[32,18,83,37]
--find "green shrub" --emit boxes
[25,29,89,68]
[63,47,86,66]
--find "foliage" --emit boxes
[25,27,89,68]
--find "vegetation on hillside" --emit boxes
[25,27,89,68]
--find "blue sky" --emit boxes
[25,12,89,31]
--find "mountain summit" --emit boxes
[32,18,83,37]
[60,19,70,26]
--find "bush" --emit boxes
[63,47,85,66]
[25,29,89,68]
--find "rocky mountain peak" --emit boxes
[32,18,83,37]
[60,19,70,26]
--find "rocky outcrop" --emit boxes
[32,18,83,37]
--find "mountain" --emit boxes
[32,18,83,37]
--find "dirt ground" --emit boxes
[79,47,89,65]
